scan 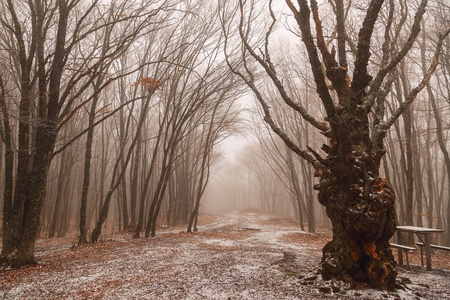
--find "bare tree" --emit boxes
[422,16,450,245]
[222,0,449,290]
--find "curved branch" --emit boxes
[251,79,324,168]
[222,10,323,168]
[237,0,329,132]
[381,0,395,68]
[52,94,149,158]
[310,0,337,70]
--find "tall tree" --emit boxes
[222,0,449,290]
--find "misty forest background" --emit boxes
[0,0,449,246]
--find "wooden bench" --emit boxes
[415,242,450,267]
[390,243,417,266]
[396,225,444,270]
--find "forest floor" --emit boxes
[0,211,449,299]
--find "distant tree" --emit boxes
[187,88,238,232]
[222,0,449,290]
[421,14,450,245]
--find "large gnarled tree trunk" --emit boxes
[315,83,397,289]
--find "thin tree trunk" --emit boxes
[48,143,69,238]
[425,109,435,228]
[428,80,450,245]
[287,149,305,231]
[411,118,423,227]
[91,87,157,242]
[0,77,14,233]
[133,111,165,238]
[421,28,450,244]
[397,73,414,231]
[79,93,100,243]
[129,138,142,228]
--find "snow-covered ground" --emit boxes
[1,212,449,299]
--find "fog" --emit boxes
[1,0,449,270]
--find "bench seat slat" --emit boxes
[390,243,416,266]
[415,242,450,251]
[390,243,417,251]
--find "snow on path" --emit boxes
[198,211,311,254]
[1,211,449,300]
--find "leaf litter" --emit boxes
[1,211,449,299]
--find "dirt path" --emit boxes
[1,212,449,299]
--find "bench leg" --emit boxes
[405,250,409,267]
[419,245,424,266]
[425,234,432,271]
[397,231,403,265]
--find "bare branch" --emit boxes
[52,93,148,158]
[366,0,428,107]
[350,0,384,94]
[310,0,351,99]
[288,0,336,121]
[334,0,348,69]
[374,27,450,144]
[221,9,322,168]
[381,0,394,68]
[236,0,328,132]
